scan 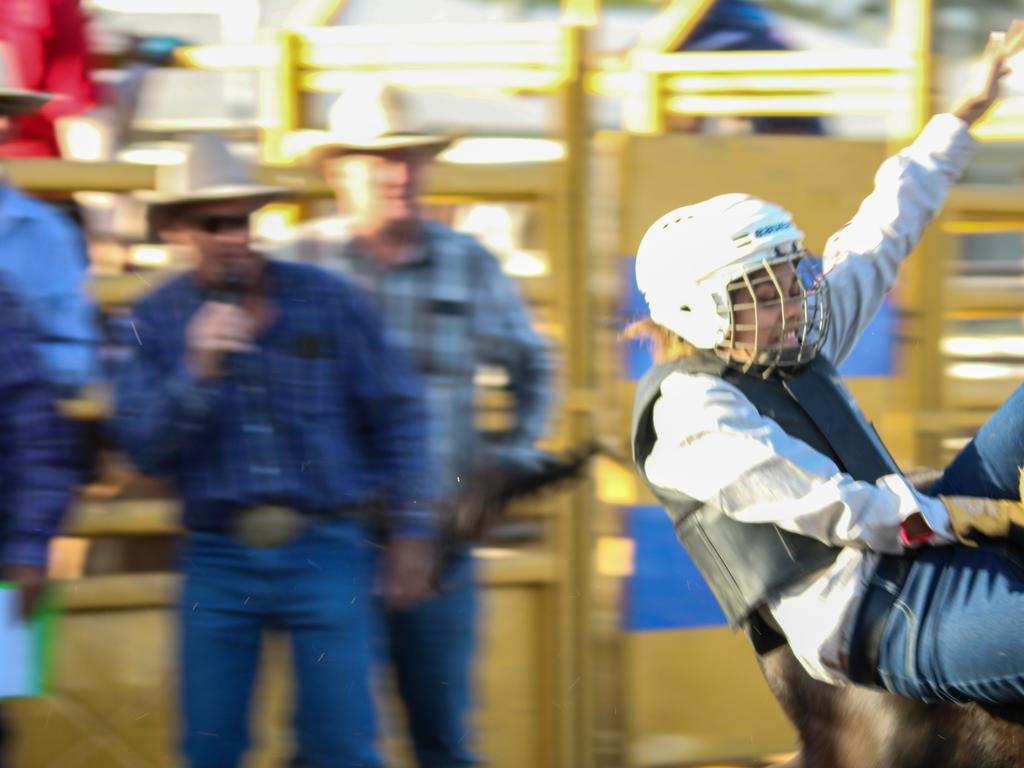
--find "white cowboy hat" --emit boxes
[307,79,452,159]
[136,134,290,208]
[0,43,53,115]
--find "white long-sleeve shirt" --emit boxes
[644,114,975,685]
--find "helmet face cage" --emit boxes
[715,249,831,377]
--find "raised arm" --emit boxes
[821,21,1024,365]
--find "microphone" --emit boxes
[212,265,248,306]
[210,266,253,378]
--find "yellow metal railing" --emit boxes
[174,20,579,166]
[590,0,934,137]
[908,185,1024,466]
[595,49,923,134]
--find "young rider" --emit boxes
[630,23,1024,704]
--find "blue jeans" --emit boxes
[385,553,479,768]
[856,383,1024,704]
[180,519,381,768]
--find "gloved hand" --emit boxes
[3,564,47,619]
[938,495,1024,547]
[950,20,1024,127]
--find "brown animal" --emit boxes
[758,642,1024,768]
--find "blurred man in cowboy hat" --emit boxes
[0,41,99,395]
[114,133,439,768]
[281,81,552,768]
[0,59,79,767]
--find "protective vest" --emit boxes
[631,353,900,630]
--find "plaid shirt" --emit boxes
[0,278,77,567]
[279,219,552,493]
[113,260,437,536]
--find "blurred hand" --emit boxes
[4,564,47,619]
[382,537,437,611]
[186,302,256,380]
[450,443,597,544]
[951,20,1024,127]
[481,443,550,476]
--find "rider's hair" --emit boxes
[622,317,698,364]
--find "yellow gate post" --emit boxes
[887,0,942,466]
[552,4,598,764]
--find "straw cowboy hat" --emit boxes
[308,79,453,159]
[137,134,290,208]
[0,43,53,116]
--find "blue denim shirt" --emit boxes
[0,278,77,567]
[0,185,100,392]
[114,260,437,536]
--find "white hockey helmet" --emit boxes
[635,193,830,374]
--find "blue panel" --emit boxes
[836,299,896,377]
[621,258,653,381]
[624,333,653,382]
[624,505,727,632]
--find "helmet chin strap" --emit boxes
[717,343,814,380]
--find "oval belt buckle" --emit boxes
[231,505,306,548]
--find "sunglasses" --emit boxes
[187,213,252,235]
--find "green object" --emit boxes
[0,582,58,699]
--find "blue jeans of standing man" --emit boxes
[386,552,479,768]
[180,519,381,768]
[853,383,1024,704]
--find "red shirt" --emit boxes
[0,0,97,157]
